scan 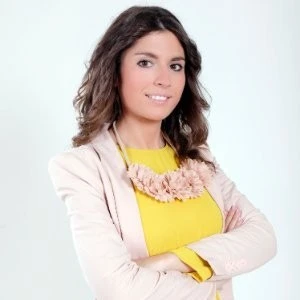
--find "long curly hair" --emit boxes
[72,5,214,169]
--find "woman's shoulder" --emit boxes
[48,143,100,176]
[48,124,114,176]
[47,142,105,200]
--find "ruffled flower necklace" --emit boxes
[112,121,213,203]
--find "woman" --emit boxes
[48,6,277,300]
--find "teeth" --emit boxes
[147,95,168,100]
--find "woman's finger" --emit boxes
[227,210,241,231]
[225,207,242,232]
[224,206,233,229]
[224,206,237,229]
[226,211,239,231]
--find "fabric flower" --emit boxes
[127,159,213,203]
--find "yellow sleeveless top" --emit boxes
[119,144,222,300]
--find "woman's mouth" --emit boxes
[146,94,170,103]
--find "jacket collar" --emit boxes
[90,123,225,258]
[91,123,149,258]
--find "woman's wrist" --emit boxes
[133,252,194,273]
[166,252,193,272]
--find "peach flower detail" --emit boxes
[127,159,213,202]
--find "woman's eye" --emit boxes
[170,64,184,71]
[137,60,152,67]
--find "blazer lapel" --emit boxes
[91,124,149,259]
[91,124,225,258]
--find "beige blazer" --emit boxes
[48,123,277,300]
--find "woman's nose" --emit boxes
[153,67,171,87]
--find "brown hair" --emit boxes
[72,5,214,169]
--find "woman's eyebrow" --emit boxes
[134,52,185,61]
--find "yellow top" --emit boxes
[120,144,223,300]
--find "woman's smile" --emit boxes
[118,30,186,122]
[146,93,171,104]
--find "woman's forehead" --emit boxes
[123,30,185,59]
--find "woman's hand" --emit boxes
[133,252,193,273]
[133,253,173,272]
[134,205,245,272]
[224,205,244,232]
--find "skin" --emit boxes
[112,30,244,274]
[114,30,186,149]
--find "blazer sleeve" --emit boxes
[185,146,277,282]
[47,147,217,300]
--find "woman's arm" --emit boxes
[134,252,193,272]
[48,148,216,300]
[134,148,277,282]
[134,206,244,277]
[186,147,277,281]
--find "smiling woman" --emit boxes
[118,30,186,135]
[48,5,277,300]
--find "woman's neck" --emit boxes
[113,118,165,149]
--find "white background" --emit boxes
[1,0,299,299]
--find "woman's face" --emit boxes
[118,30,186,124]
